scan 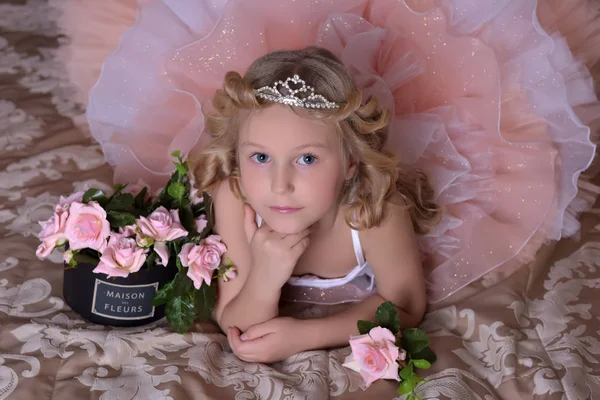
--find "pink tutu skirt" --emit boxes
[60,0,600,303]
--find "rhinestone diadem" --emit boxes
[254,74,339,109]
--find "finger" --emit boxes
[256,218,274,234]
[229,331,268,362]
[243,204,258,243]
[281,229,311,247]
[226,327,239,353]
[235,335,270,357]
[228,327,254,360]
[240,321,276,341]
[279,232,310,257]
[291,236,310,254]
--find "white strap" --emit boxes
[351,229,366,266]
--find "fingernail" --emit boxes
[240,334,248,341]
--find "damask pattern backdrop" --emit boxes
[1,0,600,399]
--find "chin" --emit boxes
[263,215,311,235]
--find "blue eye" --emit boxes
[250,153,271,164]
[298,153,317,165]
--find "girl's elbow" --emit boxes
[386,292,426,328]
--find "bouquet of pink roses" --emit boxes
[343,302,436,399]
[36,151,235,333]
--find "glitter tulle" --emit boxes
[83,0,600,303]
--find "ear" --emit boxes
[345,159,358,181]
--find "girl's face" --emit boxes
[237,105,353,234]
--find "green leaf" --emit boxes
[191,202,204,217]
[397,378,415,395]
[172,271,194,297]
[357,320,377,335]
[72,252,100,266]
[375,301,400,333]
[146,251,157,268]
[411,346,437,364]
[113,183,125,192]
[412,359,431,370]
[150,172,178,209]
[152,280,174,306]
[406,393,416,400]
[134,187,148,208]
[201,192,214,237]
[175,162,187,176]
[399,363,414,380]
[82,188,108,205]
[401,328,430,355]
[107,211,136,228]
[165,295,196,334]
[194,282,217,321]
[168,182,185,200]
[105,193,135,212]
[171,150,181,158]
[180,199,195,233]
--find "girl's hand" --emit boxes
[226,317,308,364]
[243,205,310,288]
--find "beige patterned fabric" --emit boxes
[2,0,600,399]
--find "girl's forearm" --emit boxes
[218,272,281,332]
[298,294,422,351]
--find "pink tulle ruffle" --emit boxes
[86,0,598,303]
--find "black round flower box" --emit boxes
[63,262,177,327]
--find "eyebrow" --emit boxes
[240,141,330,150]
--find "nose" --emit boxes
[270,164,294,195]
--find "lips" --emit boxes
[270,206,303,214]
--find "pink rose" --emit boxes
[398,349,407,361]
[342,327,401,387]
[58,191,84,208]
[93,235,148,278]
[136,206,188,242]
[35,207,70,258]
[136,234,154,248]
[195,215,207,233]
[63,249,75,265]
[222,265,237,282]
[179,235,227,289]
[114,225,137,240]
[64,202,110,253]
[136,207,188,266]
[153,242,170,266]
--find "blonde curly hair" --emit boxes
[188,46,441,234]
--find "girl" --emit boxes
[189,46,441,364]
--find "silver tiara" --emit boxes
[254,74,340,109]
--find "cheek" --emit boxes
[304,167,344,201]
[239,163,264,198]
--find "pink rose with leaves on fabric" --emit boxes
[343,327,401,387]
[136,206,188,266]
[36,207,70,258]
[64,201,110,253]
[93,235,148,278]
[179,235,227,289]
